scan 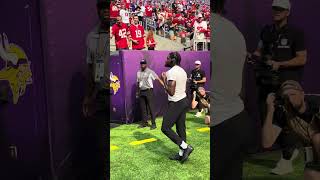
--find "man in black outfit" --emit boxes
[191,87,211,125]
[136,59,164,129]
[262,80,320,179]
[161,51,193,164]
[251,0,307,174]
[189,60,206,117]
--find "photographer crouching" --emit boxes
[249,0,307,175]
[262,80,320,180]
[191,87,210,125]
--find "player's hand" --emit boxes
[193,80,197,84]
[161,72,167,81]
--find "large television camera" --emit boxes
[248,54,281,88]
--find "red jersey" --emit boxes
[110,3,120,18]
[129,24,145,49]
[146,37,156,48]
[145,5,153,17]
[112,23,129,49]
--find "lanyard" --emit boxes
[96,33,108,58]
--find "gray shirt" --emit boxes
[210,14,247,126]
[137,68,158,90]
[86,24,109,90]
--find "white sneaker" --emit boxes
[195,112,202,117]
[270,149,299,175]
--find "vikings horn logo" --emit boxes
[0,33,33,104]
[110,72,120,95]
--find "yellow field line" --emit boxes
[111,145,119,151]
[129,138,157,146]
[197,127,210,132]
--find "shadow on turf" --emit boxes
[244,177,299,180]
[133,131,177,158]
[244,157,277,169]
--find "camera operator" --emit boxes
[250,0,307,175]
[191,87,210,125]
[262,80,320,180]
[189,60,206,117]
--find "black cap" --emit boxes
[140,59,147,64]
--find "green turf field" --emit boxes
[243,150,305,180]
[110,112,210,180]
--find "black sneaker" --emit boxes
[150,124,156,130]
[169,153,182,161]
[180,145,193,164]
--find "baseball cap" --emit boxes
[195,60,201,65]
[140,59,147,64]
[197,13,203,18]
[280,80,303,94]
[272,0,291,10]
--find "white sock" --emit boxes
[179,149,183,156]
[180,141,188,149]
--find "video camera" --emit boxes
[248,54,280,88]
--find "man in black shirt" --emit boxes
[191,87,210,125]
[262,80,320,180]
[251,0,307,175]
[189,60,206,117]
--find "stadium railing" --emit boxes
[193,39,210,51]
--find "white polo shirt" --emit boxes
[166,65,187,102]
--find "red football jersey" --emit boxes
[110,3,120,18]
[145,5,153,17]
[129,25,145,49]
[112,23,129,49]
[146,37,156,48]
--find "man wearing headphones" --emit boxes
[251,0,307,175]
[161,52,193,163]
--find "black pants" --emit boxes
[139,89,156,125]
[212,110,256,180]
[161,97,189,146]
[80,90,108,180]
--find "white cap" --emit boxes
[195,60,201,65]
[197,13,203,18]
[272,0,291,10]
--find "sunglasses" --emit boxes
[272,6,287,12]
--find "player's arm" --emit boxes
[161,72,176,96]
[165,80,176,96]
[196,77,206,84]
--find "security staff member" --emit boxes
[161,52,193,164]
[252,0,307,175]
[136,59,164,129]
[190,60,206,92]
[190,60,206,116]
[82,0,108,179]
